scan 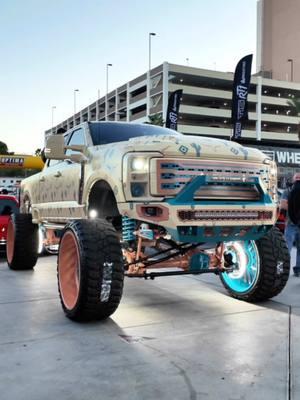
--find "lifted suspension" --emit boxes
[123,237,234,278]
[125,268,228,280]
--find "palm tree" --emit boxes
[0,141,8,154]
[287,97,300,140]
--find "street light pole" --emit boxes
[148,32,157,118]
[51,106,56,134]
[106,63,112,121]
[148,32,156,72]
[288,59,294,82]
[73,89,79,126]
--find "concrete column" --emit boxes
[256,76,262,141]
[126,82,130,122]
[115,89,118,121]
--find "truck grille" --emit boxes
[154,159,269,200]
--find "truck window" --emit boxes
[66,128,86,156]
[89,122,180,145]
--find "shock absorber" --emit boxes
[122,216,136,242]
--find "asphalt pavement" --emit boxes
[0,248,299,400]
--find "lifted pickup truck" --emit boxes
[6,122,290,321]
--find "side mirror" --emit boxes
[44,135,87,163]
[44,135,66,160]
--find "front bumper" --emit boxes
[120,175,276,243]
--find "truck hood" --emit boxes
[123,134,267,163]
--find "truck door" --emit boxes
[38,128,86,221]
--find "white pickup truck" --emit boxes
[6,122,290,321]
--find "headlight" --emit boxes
[131,158,148,172]
[123,152,162,200]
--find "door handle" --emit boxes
[39,177,45,182]
[54,171,62,178]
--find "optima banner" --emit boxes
[165,89,183,131]
[231,54,253,140]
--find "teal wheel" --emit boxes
[221,241,259,294]
[220,227,290,302]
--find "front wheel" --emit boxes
[57,219,124,321]
[220,227,290,302]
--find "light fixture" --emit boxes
[131,158,148,171]
[148,32,157,71]
[89,209,98,219]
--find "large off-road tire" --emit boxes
[57,219,124,321]
[6,214,39,270]
[220,227,290,302]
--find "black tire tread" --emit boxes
[7,214,38,270]
[221,227,290,302]
[58,219,124,321]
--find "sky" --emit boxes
[0,0,257,154]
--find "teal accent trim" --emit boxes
[122,216,136,241]
[221,241,259,293]
[189,253,210,272]
[167,175,273,206]
[166,225,272,243]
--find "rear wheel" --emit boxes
[6,214,39,270]
[220,227,290,302]
[57,219,124,321]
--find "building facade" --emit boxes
[257,0,300,82]
[47,62,300,188]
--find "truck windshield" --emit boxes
[89,122,180,145]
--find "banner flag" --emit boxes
[165,89,183,130]
[231,54,253,140]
